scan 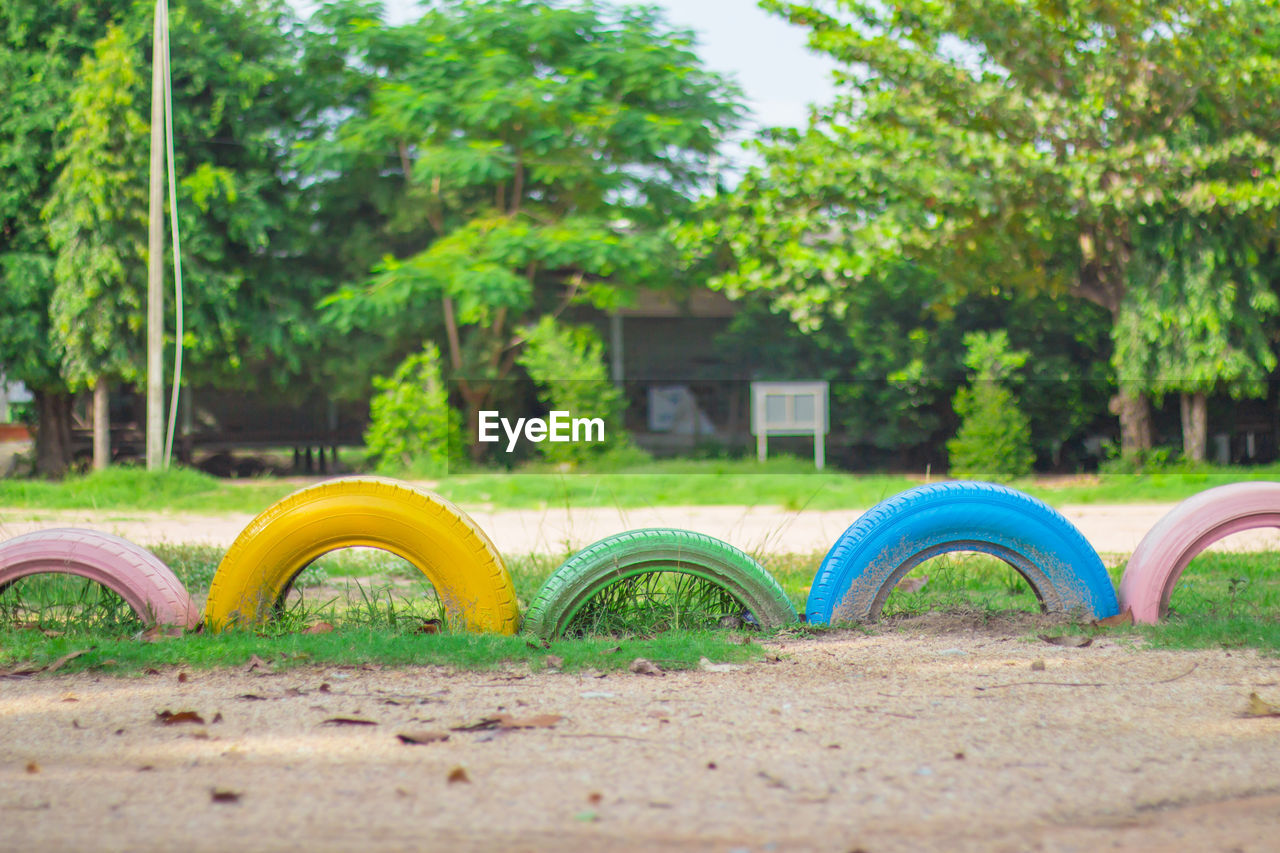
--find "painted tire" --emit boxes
[0,528,199,629]
[523,528,797,639]
[806,481,1118,623]
[1119,481,1280,624]
[204,477,518,633]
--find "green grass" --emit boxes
[0,466,293,513]
[0,626,761,676]
[5,458,1280,514]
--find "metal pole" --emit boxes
[145,0,167,471]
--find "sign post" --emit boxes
[750,381,830,470]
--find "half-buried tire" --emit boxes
[204,477,518,633]
[0,529,199,629]
[806,481,1118,624]
[1119,482,1280,624]
[523,528,797,640]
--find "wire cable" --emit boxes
[160,0,184,467]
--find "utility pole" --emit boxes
[146,0,167,470]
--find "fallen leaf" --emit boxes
[212,712,223,724]
[43,649,91,674]
[451,713,562,732]
[1242,692,1280,718]
[600,646,621,655]
[629,658,664,677]
[25,761,39,774]
[1092,609,1133,628]
[318,683,331,693]
[321,717,378,726]
[1030,659,1046,672]
[587,792,603,805]
[896,575,930,594]
[210,788,241,804]
[544,655,564,671]
[1038,635,1093,648]
[416,619,442,635]
[177,672,188,683]
[396,730,450,745]
[236,694,268,701]
[303,622,334,635]
[446,766,470,784]
[244,655,270,673]
[155,710,205,726]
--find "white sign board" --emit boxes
[750,381,829,470]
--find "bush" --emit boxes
[946,331,1034,482]
[364,342,462,476]
[516,316,639,467]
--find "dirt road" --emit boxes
[5,501,1280,559]
[2,626,1279,852]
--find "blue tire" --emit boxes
[806,481,1118,624]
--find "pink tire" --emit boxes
[1119,482,1280,623]
[0,529,199,629]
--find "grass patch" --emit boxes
[5,458,1280,513]
[0,466,293,513]
[0,627,761,676]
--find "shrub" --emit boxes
[364,342,462,476]
[516,316,639,466]
[946,331,1034,482]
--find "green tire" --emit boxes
[523,528,798,639]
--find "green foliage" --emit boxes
[947,332,1034,481]
[364,342,461,475]
[515,316,634,465]
[43,25,149,389]
[315,0,742,444]
[1114,220,1279,402]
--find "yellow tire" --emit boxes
[204,477,518,633]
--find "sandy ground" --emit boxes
[6,501,1280,560]
[3,501,1280,850]
[2,626,1279,852]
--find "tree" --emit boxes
[317,0,742,455]
[44,25,150,470]
[947,331,1034,481]
[1113,218,1278,462]
[0,0,125,475]
[707,0,1280,458]
[2,1,331,474]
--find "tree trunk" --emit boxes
[32,389,73,478]
[1180,392,1208,463]
[1109,384,1153,459]
[93,376,110,471]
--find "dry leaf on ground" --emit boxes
[447,766,470,784]
[1038,635,1093,648]
[303,622,334,635]
[321,717,378,726]
[1242,693,1280,718]
[699,657,743,673]
[629,658,664,676]
[1092,610,1133,628]
[244,655,271,673]
[396,731,450,745]
[210,788,241,803]
[451,713,562,732]
[155,710,205,726]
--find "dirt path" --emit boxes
[2,627,1279,851]
[6,501,1280,559]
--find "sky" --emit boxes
[374,0,841,132]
